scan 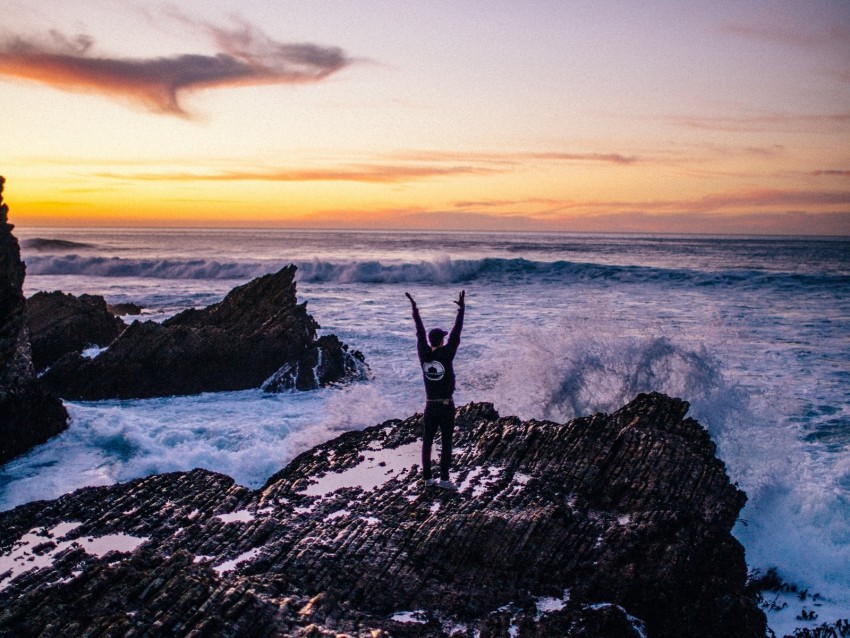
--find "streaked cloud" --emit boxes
[453,198,565,209]
[86,148,639,184]
[518,152,638,165]
[627,188,850,214]
[393,150,639,165]
[668,112,850,133]
[811,170,850,177]
[0,21,354,116]
[446,188,850,216]
[95,164,494,184]
[720,18,850,49]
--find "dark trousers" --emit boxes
[422,400,454,481]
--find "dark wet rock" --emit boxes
[27,291,127,371]
[107,302,143,316]
[39,265,367,399]
[0,177,32,392]
[0,176,68,465]
[262,333,368,393]
[0,393,765,637]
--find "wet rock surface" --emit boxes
[27,291,127,372]
[0,393,765,637]
[39,265,367,399]
[106,302,143,316]
[0,176,68,464]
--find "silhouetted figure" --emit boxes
[405,290,465,490]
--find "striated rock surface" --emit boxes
[0,393,765,637]
[27,291,127,372]
[0,176,68,465]
[39,265,367,399]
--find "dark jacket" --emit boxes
[412,304,464,400]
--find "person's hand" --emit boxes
[455,290,465,308]
[405,292,416,307]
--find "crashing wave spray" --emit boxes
[482,324,850,610]
[484,327,744,425]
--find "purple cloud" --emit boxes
[0,21,355,116]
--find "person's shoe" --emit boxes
[424,478,437,487]
[436,480,458,491]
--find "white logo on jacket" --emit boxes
[423,360,445,381]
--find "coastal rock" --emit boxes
[106,302,143,316]
[0,393,765,637]
[27,291,127,372]
[39,265,367,400]
[0,176,68,465]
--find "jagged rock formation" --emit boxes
[0,393,766,637]
[27,291,127,372]
[0,176,68,465]
[39,265,367,400]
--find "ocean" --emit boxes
[4,227,850,631]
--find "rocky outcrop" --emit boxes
[0,176,68,465]
[39,265,367,400]
[106,302,142,316]
[0,393,766,637]
[27,291,127,372]
[0,177,32,392]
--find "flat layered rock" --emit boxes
[0,393,765,637]
[39,265,367,399]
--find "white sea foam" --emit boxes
[0,389,384,511]
[81,346,108,359]
[760,589,850,637]
[534,589,570,620]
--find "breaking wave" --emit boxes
[484,329,747,431]
[22,254,847,289]
[483,325,850,607]
[24,255,270,280]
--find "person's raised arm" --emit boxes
[406,292,429,357]
[447,290,465,353]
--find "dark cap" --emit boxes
[428,328,447,345]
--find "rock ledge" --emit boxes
[0,393,765,637]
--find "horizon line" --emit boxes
[11,222,850,240]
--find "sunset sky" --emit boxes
[1,0,848,234]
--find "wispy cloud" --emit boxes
[602,188,850,214]
[393,150,640,165]
[682,188,850,212]
[811,170,850,177]
[95,164,494,184]
[446,188,850,217]
[518,152,638,165]
[720,19,850,49]
[0,21,355,116]
[86,147,638,184]
[453,197,566,209]
[668,112,850,133]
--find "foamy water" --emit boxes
[5,227,850,632]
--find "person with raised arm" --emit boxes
[405,290,465,490]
